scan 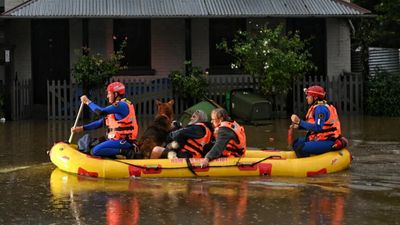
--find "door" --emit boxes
[31,20,69,104]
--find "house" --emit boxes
[0,0,370,119]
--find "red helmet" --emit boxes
[107,82,125,95]
[304,85,326,99]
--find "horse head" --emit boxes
[156,99,174,124]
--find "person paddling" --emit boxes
[290,85,347,158]
[71,82,140,159]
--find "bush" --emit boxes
[169,61,208,99]
[365,70,400,116]
[72,41,127,90]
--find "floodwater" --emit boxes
[0,116,400,225]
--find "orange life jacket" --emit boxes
[105,98,139,141]
[305,101,341,141]
[215,121,246,157]
[180,123,212,158]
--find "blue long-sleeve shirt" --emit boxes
[299,104,330,132]
[83,101,129,131]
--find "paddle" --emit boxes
[287,124,294,150]
[68,102,84,144]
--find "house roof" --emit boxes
[2,0,371,18]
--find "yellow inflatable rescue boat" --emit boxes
[49,142,351,178]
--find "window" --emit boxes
[287,18,326,77]
[209,19,246,74]
[113,19,152,74]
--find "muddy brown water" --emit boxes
[0,116,399,225]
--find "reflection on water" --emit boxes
[0,115,400,224]
[48,169,353,225]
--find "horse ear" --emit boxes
[168,99,175,106]
[155,99,161,106]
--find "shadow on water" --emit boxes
[0,115,399,224]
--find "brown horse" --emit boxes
[138,99,175,159]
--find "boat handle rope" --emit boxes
[109,154,282,171]
[185,158,198,176]
[236,155,282,167]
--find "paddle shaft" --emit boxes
[287,124,294,149]
[68,102,84,143]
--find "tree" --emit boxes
[352,0,400,48]
[218,25,314,109]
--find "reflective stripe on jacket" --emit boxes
[180,123,212,158]
[215,121,246,157]
[305,101,341,141]
[105,98,139,141]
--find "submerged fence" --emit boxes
[47,75,257,120]
[46,73,363,120]
[7,73,363,120]
[293,72,363,115]
[11,79,32,120]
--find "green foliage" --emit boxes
[72,41,127,89]
[169,61,208,99]
[218,25,314,97]
[366,70,400,116]
[375,0,400,48]
[352,0,400,48]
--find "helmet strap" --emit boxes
[109,92,120,104]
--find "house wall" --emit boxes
[6,19,31,81]
[326,18,351,78]
[4,0,26,11]
[151,19,185,75]
[69,19,82,81]
[191,19,209,70]
[88,19,114,56]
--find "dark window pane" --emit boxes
[209,19,246,74]
[113,19,151,71]
[287,18,326,77]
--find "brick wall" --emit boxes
[4,0,26,11]
[69,19,82,78]
[7,19,31,80]
[88,19,113,56]
[151,19,186,76]
[326,18,351,78]
[191,19,209,70]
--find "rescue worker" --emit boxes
[71,82,139,159]
[200,108,246,168]
[290,85,347,158]
[150,110,213,159]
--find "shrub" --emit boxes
[365,70,400,116]
[72,41,127,90]
[169,61,208,100]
